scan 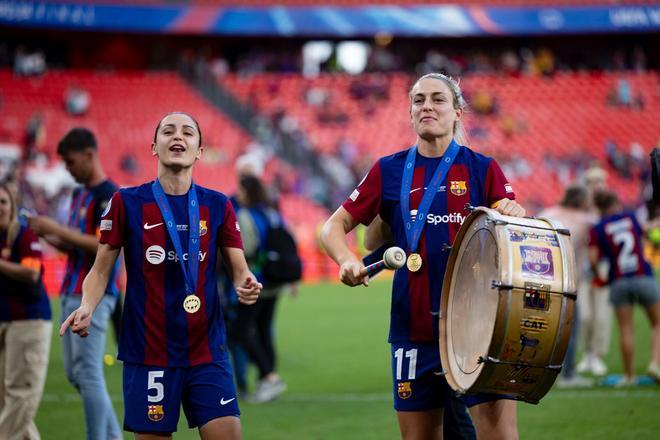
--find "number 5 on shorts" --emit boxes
[148,371,165,403]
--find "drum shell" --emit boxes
[439,208,576,404]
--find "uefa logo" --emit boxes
[145,245,166,265]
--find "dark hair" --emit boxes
[239,175,269,208]
[153,112,202,149]
[560,185,589,209]
[593,190,620,214]
[57,127,97,156]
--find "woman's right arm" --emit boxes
[320,206,368,287]
[0,258,40,284]
[59,243,121,337]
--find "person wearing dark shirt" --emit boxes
[28,128,122,440]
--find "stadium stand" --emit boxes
[0,69,251,190]
[223,71,657,208]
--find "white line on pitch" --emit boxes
[40,390,659,404]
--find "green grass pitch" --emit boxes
[36,280,660,439]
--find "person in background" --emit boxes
[0,183,51,439]
[540,185,597,388]
[576,167,612,377]
[28,128,122,440]
[589,191,660,385]
[234,175,289,403]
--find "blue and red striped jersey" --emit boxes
[61,180,120,297]
[99,182,243,367]
[343,143,514,343]
[0,224,51,321]
[589,211,653,282]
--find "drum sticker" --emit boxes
[509,230,525,242]
[524,282,550,311]
[520,316,549,333]
[509,230,559,246]
[397,381,412,399]
[520,246,554,280]
[518,333,540,359]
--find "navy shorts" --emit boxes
[391,342,508,411]
[123,356,239,433]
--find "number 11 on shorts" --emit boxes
[395,348,418,380]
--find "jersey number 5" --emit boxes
[148,371,165,403]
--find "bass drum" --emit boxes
[439,207,576,404]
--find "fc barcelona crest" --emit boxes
[397,381,412,399]
[199,220,208,237]
[147,405,164,422]
[450,181,467,196]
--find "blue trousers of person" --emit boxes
[62,295,122,440]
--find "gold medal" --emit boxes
[407,253,423,272]
[183,294,201,314]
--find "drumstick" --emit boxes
[360,246,406,277]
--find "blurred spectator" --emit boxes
[576,166,613,378]
[500,50,520,76]
[65,86,91,116]
[210,56,229,80]
[615,79,632,108]
[541,185,597,388]
[472,89,498,116]
[535,48,555,76]
[500,113,526,138]
[119,153,140,177]
[604,139,631,178]
[305,86,330,107]
[22,113,45,162]
[13,47,46,76]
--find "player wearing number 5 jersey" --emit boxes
[589,191,660,385]
[322,73,525,440]
[60,112,261,439]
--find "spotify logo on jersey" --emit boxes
[146,245,166,265]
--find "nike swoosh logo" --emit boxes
[144,222,163,230]
[220,397,236,406]
[409,186,445,194]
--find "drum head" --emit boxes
[446,223,500,390]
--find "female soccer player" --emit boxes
[61,112,261,439]
[0,183,51,439]
[321,73,525,439]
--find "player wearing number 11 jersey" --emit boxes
[589,191,660,385]
[60,113,261,439]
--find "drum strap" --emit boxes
[400,140,460,254]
